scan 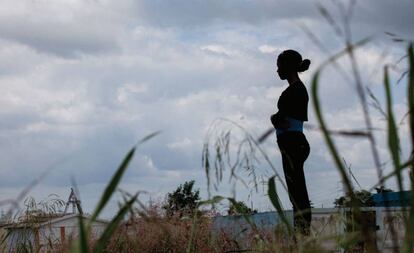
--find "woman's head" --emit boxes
[277,50,310,80]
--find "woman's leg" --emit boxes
[278,133,311,235]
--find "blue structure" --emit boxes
[212,210,293,239]
[372,191,411,207]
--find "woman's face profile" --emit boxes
[277,60,288,80]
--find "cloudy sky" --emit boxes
[0,0,413,218]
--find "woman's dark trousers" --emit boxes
[277,132,311,235]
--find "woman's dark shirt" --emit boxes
[272,81,308,129]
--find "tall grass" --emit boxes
[403,45,414,253]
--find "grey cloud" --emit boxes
[133,0,414,39]
[0,26,119,58]
[353,0,414,39]
[0,110,39,130]
[0,1,131,58]
[0,120,137,187]
[133,0,414,41]
[134,0,318,27]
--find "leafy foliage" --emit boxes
[227,200,257,215]
[333,190,375,208]
[163,180,201,218]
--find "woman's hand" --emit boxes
[270,113,291,129]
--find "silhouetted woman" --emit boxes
[271,50,311,235]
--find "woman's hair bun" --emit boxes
[298,59,311,72]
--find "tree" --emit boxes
[163,180,200,217]
[227,200,257,215]
[334,190,375,208]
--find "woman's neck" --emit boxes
[287,73,300,86]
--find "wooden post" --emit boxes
[60,227,65,243]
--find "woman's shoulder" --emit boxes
[286,81,307,93]
[292,80,306,88]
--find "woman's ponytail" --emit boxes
[298,59,311,72]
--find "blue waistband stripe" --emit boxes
[276,117,304,136]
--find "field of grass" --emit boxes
[1,2,414,253]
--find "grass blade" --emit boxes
[186,211,198,253]
[196,195,261,245]
[370,158,413,191]
[384,65,408,252]
[90,147,135,223]
[312,71,354,195]
[197,195,225,208]
[407,44,414,181]
[257,127,275,143]
[404,174,414,253]
[403,44,414,253]
[384,66,403,193]
[136,131,161,146]
[74,215,89,253]
[187,195,227,253]
[312,68,379,252]
[90,132,160,222]
[93,194,138,253]
[268,176,293,236]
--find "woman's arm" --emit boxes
[270,112,290,129]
